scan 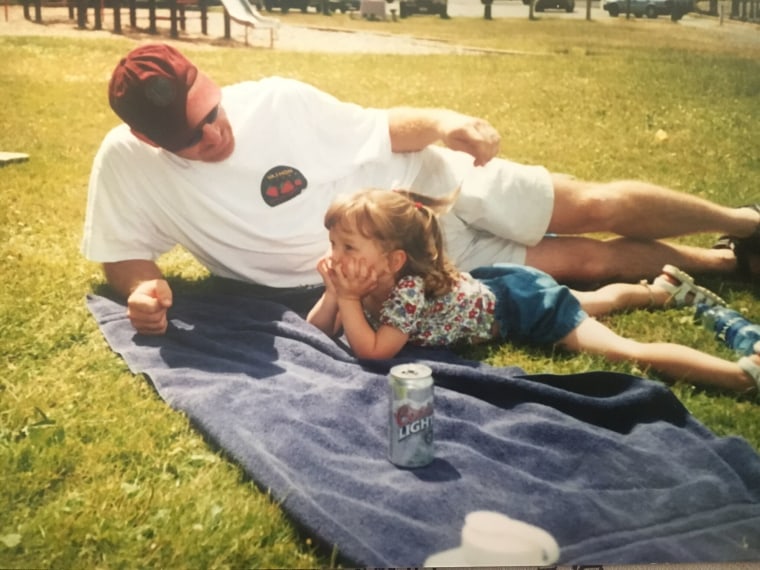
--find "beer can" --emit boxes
[388,363,434,468]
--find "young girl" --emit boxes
[307,188,760,394]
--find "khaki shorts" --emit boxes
[411,147,554,271]
[343,146,554,271]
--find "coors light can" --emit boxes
[388,363,434,468]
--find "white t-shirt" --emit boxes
[82,77,554,287]
[82,77,423,287]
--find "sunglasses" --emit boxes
[179,105,220,150]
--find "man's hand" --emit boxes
[440,114,501,167]
[127,279,173,335]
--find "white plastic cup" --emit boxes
[424,510,560,567]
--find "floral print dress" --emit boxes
[365,274,496,346]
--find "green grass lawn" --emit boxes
[1,15,760,567]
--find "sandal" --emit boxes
[714,236,753,280]
[713,203,760,280]
[737,353,760,392]
[652,264,726,308]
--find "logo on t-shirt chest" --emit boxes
[261,165,307,207]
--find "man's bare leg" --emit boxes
[548,176,760,240]
[525,235,736,284]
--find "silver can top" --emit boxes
[390,363,433,381]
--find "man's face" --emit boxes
[172,103,236,163]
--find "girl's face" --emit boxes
[328,225,393,276]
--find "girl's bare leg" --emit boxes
[559,317,757,393]
[572,266,724,318]
[571,282,669,317]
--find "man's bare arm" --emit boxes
[387,107,501,166]
[103,259,165,297]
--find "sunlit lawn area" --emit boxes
[1,13,759,567]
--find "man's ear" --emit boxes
[130,128,160,148]
[388,249,407,274]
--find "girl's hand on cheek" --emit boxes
[317,255,338,295]
[334,258,378,300]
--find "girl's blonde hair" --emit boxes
[324,188,461,297]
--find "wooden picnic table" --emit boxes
[20,0,210,38]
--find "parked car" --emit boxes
[315,0,359,12]
[521,0,575,12]
[399,0,448,17]
[602,0,677,18]
[258,0,357,13]
[258,0,304,13]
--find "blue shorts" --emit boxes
[470,264,588,346]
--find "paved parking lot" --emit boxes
[2,0,757,51]
[446,0,606,19]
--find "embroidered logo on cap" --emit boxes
[261,165,307,207]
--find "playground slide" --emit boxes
[219,0,280,46]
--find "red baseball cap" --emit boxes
[108,43,221,151]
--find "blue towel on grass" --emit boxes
[86,291,760,565]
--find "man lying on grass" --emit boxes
[83,43,760,336]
